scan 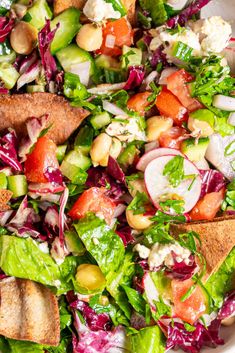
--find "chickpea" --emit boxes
[128,179,147,198]
[147,116,173,142]
[109,137,122,159]
[222,316,235,326]
[76,264,106,291]
[126,209,153,230]
[187,117,214,137]
[10,21,38,55]
[76,24,103,52]
[90,133,112,166]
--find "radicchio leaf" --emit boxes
[0,130,22,171]
[151,45,168,68]
[123,65,145,90]
[166,0,212,28]
[59,187,68,246]
[165,254,197,281]
[18,115,49,161]
[0,17,14,43]
[0,87,9,94]
[217,290,235,321]
[69,298,112,332]
[199,169,226,198]
[107,156,126,185]
[44,166,64,186]
[17,60,41,90]
[38,19,58,83]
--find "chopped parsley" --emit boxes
[127,191,149,215]
[163,155,185,188]
[159,199,185,214]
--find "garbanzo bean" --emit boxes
[126,209,153,230]
[128,179,147,198]
[147,116,173,142]
[90,133,112,166]
[76,264,106,291]
[188,117,214,137]
[76,24,103,52]
[109,137,122,159]
[10,21,38,55]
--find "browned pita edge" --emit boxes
[0,277,60,346]
[0,93,90,145]
[0,189,13,212]
[170,216,235,276]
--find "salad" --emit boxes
[0,0,235,352]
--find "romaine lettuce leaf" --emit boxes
[205,247,235,309]
[74,214,125,275]
[130,326,165,353]
[0,235,79,293]
[8,340,44,353]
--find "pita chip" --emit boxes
[0,190,13,212]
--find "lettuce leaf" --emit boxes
[205,247,235,309]
[0,235,78,293]
[130,326,165,353]
[8,340,44,353]
[74,214,125,275]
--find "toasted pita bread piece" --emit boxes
[170,216,235,275]
[0,93,89,145]
[0,277,60,346]
[0,190,13,212]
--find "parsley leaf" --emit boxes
[127,191,149,215]
[153,297,171,320]
[163,155,185,187]
[159,199,185,214]
[151,211,186,224]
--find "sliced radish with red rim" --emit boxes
[144,155,202,214]
[136,147,184,172]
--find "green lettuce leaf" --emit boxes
[8,340,44,353]
[205,247,235,309]
[74,214,125,275]
[0,235,79,293]
[130,326,165,353]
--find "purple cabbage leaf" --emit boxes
[0,129,23,171]
[123,65,145,90]
[199,169,226,198]
[0,16,14,42]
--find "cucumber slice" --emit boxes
[122,45,142,69]
[181,137,209,162]
[27,0,52,29]
[90,111,111,130]
[60,160,87,185]
[0,41,16,63]
[0,63,19,89]
[56,44,95,77]
[75,126,94,154]
[65,230,85,255]
[0,173,7,189]
[56,145,67,163]
[50,8,81,54]
[7,175,28,198]
[95,54,119,69]
[63,150,91,171]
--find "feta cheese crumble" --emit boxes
[106,115,146,142]
[83,0,121,22]
[133,244,150,259]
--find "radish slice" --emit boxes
[213,95,235,111]
[136,147,184,172]
[144,155,202,214]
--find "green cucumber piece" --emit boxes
[0,63,19,89]
[27,0,52,29]
[90,112,111,130]
[7,175,28,198]
[172,41,193,62]
[122,45,142,69]
[95,54,120,69]
[50,8,81,54]
[189,109,215,127]
[63,150,91,171]
[75,126,94,154]
[56,145,67,163]
[181,137,209,162]
[0,41,16,63]
[0,173,7,189]
[56,44,95,76]
[60,160,87,185]
[26,85,45,93]
[65,230,85,255]
[118,144,139,169]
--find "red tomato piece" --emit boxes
[171,278,207,325]
[159,126,187,150]
[127,92,152,116]
[189,188,225,221]
[155,87,188,125]
[99,18,133,56]
[68,187,116,226]
[167,69,203,112]
[24,136,59,183]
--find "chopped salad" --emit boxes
[1,0,235,352]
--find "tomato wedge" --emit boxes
[159,127,187,150]
[167,69,203,112]
[171,278,207,325]
[189,188,225,221]
[127,92,151,116]
[156,87,188,125]
[98,18,133,56]
[68,187,116,225]
[24,136,59,183]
